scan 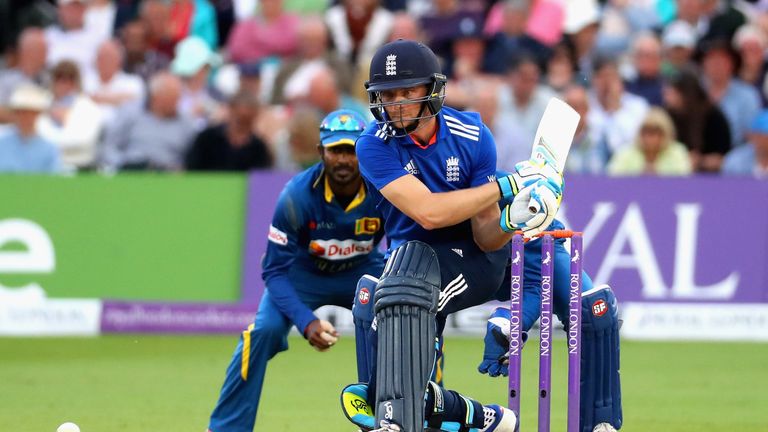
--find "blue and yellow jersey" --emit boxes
[261,163,384,331]
[356,106,498,252]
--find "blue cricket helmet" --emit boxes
[365,39,447,136]
[319,109,368,148]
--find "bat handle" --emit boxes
[528,198,540,214]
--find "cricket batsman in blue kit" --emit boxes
[339,39,564,432]
[340,39,622,432]
[207,110,385,432]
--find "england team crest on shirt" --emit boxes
[446,156,460,182]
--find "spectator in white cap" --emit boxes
[45,0,107,79]
[732,24,768,104]
[0,84,61,173]
[661,20,697,75]
[0,28,48,124]
[563,0,600,80]
[171,36,222,130]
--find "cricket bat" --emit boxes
[531,97,580,172]
[527,97,580,213]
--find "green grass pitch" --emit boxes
[1,335,766,431]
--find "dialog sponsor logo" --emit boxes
[308,239,374,260]
[267,225,288,246]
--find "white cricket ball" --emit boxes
[57,422,81,432]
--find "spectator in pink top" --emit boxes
[226,0,301,64]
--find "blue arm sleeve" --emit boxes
[261,188,318,335]
[470,125,499,188]
[356,135,408,191]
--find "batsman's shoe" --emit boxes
[341,383,375,431]
[481,405,519,432]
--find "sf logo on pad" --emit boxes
[358,288,371,305]
[592,299,607,317]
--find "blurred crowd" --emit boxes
[1,0,768,177]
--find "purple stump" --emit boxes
[538,234,554,432]
[508,234,525,415]
[567,234,583,432]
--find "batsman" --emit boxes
[340,40,564,432]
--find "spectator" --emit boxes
[468,83,500,127]
[563,84,609,174]
[45,0,107,78]
[270,16,353,105]
[101,72,196,170]
[36,60,102,170]
[84,39,146,125]
[237,62,263,98]
[544,41,576,93]
[272,106,321,171]
[663,69,731,172]
[141,0,175,57]
[171,36,222,129]
[494,55,555,172]
[607,107,692,176]
[298,67,369,120]
[625,32,665,106]
[701,0,746,41]
[211,0,236,48]
[723,110,768,177]
[120,20,171,83]
[388,12,424,42]
[661,20,697,75]
[447,15,489,80]
[441,16,503,109]
[483,0,565,48]
[419,0,486,63]
[588,56,649,156]
[185,90,273,171]
[562,0,601,81]
[484,0,552,75]
[674,0,707,39]
[169,0,218,49]
[699,38,761,147]
[594,0,653,56]
[0,1,56,56]
[0,28,48,124]
[732,24,768,105]
[85,0,117,42]
[227,0,301,64]
[0,84,60,174]
[325,0,393,65]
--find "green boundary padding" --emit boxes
[0,173,246,302]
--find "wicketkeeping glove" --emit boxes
[478,307,527,377]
